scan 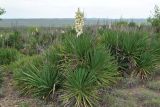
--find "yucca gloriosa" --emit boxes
[13,54,61,100]
[62,68,98,107]
[100,29,160,79]
[14,63,61,100]
[49,34,119,106]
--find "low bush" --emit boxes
[0,48,21,65]
[0,31,24,49]
[62,68,98,107]
[100,29,160,79]
[13,55,62,100]
[15,64,61,100]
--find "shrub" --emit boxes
[0,31,24,49]
[15,64,61,100]
[22,27,58,55]
[0,48,20,65]
[100,29,160,79]
[62,68,98,107]
[47,34,119,106]
[13,54,62,100]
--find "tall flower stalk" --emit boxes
[74,8,84,37]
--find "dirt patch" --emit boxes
[0,72,44,107]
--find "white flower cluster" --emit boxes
[74,8,84,37]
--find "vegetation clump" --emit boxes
[0,48,21,65]
[148,5,160,33]
[0,6,160,107]
[99,29,160,79]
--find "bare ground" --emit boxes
[0,72,46,107]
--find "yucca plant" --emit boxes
[134,51,158,79]
[62,68,98,107]
[61,34,118,77]
[100,29,160,79]
[51,34,118,106]
[13,54,62,100]
[63,34,92,58]
[14,63,61,100]
[85,45,118,86]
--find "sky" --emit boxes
[0,0,160,19]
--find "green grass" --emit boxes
[0,48,21,65]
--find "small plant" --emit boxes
[62,68,98,107]
[14,63,61,100]
[0,48,20,65]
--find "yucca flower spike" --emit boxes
[74,8,84,37]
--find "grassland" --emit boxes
[0,24,160,107]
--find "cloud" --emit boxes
[0,0,160,18]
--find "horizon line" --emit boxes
[1,18,147,19]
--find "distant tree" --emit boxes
[148,5,160,33]
[0,8,5,15]
[0,8,5,20]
